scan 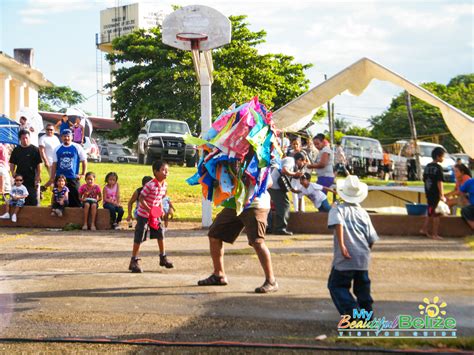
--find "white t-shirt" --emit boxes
[315,145,334,177]
[270,157,295,190]
[249,171,272,209]
[298,182,327,208]
[39,134,61,165]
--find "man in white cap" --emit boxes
[327,175,379,319]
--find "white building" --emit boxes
[0,48,52,119]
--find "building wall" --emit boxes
[0,64,40,119]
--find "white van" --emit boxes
[398,141,455,182]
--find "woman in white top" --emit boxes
[307,133,335,193]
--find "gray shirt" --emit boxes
[328,202,379,271]
[315,145,334,177]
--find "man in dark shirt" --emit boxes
[10,129,42,206]
[420,147,445,240]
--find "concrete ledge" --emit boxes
[0,206,111,230]
[286,212,472,238]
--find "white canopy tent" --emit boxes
[273,57,474,156]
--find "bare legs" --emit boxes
[82,202,97,230]
[420,215,442,240]
[207,236,275,283]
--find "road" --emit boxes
[0,223,472,352]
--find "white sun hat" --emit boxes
[336,175,368,204]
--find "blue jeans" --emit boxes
[103,202,124,224]
[318,199,331,212]
[327,267,373,316]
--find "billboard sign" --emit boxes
[99,3,166,47]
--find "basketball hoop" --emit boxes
[176,32,208,50]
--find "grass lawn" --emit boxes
[39,162,455,221]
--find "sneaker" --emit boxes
[82,224,88,230]
[91,225,97,231]
[255,279,279,293]
[275,229,293,236]
[11,214,17,223]
[56,209,63,217]
[112,222,118,230]
[50,211,55,216]
[129,257,143,273]
[0,212,10,219]
[159,255,174,269]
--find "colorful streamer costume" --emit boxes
[185,97,282,215]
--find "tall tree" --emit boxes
[370,75,473,152]
[38,86,85,112]
[106,15,312,145]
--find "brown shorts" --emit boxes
[208,207,269,245]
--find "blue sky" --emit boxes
[1,0,472,127]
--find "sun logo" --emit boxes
[419,296,447,317]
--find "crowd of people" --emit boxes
[0,123,472,316]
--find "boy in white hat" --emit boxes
[327,175,379,318]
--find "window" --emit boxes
[149,121,189,134]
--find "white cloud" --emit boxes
[20,0,99,25]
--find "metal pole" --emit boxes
[406,92,422,180]
[199,52,213,227]
[325,74,332,142]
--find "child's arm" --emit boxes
[50,193,54,207]
[96,187,102,203]
[322,186,336,194]
[116,184,121,206]
[138,193,151,213]
[335,224,351,259]
[438,180,445,201]
[62,190,69,205]
[127,190,139,221]
[102,186,110,203]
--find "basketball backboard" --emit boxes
[162,5,231,51]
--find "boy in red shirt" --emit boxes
[129,160,173,273]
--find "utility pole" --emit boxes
[325,74,333,143]
[406,92,422,180]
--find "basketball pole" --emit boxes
[199,51,213,228]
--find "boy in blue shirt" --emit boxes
[327,175,379,318]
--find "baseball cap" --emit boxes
[61,129,72,136]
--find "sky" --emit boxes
[0,0,472,128]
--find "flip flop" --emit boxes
[197,274,228,286]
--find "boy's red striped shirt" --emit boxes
[136,179,167,218]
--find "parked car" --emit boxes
[83,137,101,162]
[137,119,197,166]
[398,140,455,182]
[100,144,137,163]
[451,153,472,169]
[340,136,384,177]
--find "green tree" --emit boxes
[38,86,85,112]
[106,15,312,145]
[370,74,473,152]
[345,125,372,137]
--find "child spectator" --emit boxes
[294,172,334,212]
[0,143,12,212]
[129,161,173,273]
[126,176,153,228]
[327,175,378,318]
[0,174,29,223]
[79,172,102,230]
[103,172,124,229]
[72,117,84,145]
[420,147,446,240]
[162,196,175,228]
[51,175,69,217]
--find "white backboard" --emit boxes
[162,5,231,51]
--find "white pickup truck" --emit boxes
[137,119,197,166]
